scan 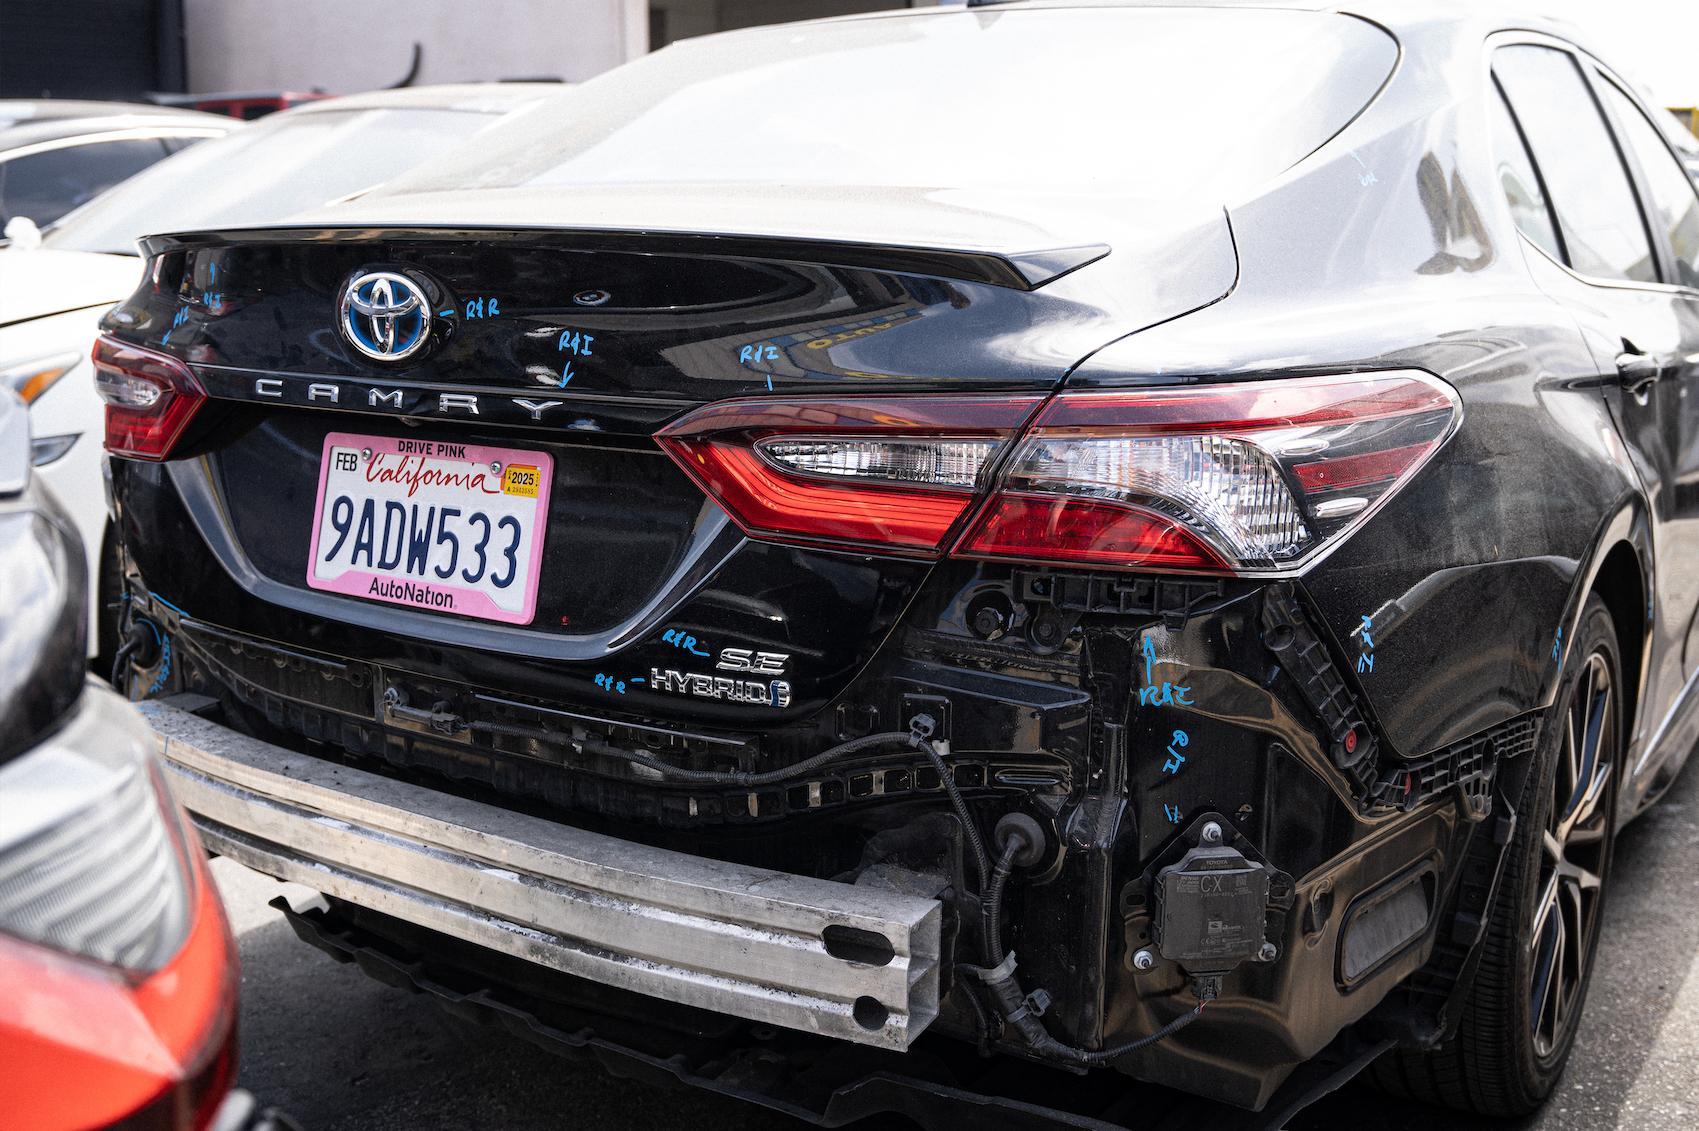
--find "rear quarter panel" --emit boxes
[1066,14,1644,758]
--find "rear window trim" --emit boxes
[1587,66,1699,296]
[1484,30,1690,298]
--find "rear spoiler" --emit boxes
[139,226,1111,291]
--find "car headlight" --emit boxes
[0,705,194,974]
[2,351,82,406]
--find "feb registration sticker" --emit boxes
[307,432,553,625]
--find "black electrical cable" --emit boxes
[968,815,1210,1066]
[578,729,923,788]
[920,738,991,893]
[1062,1001,1209,1064]
[462,717,926,790]
[109,639,137,694]
[981,837,1021,966]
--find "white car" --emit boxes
[0,84,557,658]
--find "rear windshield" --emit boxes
[42,107,513,255]
[384,8,1396,203]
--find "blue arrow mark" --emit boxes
[559,361,574,388]
[1142,635,1157,685]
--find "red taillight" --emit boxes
[656,372,1459,572]
[656,395,1043,554]
[93,336,206,461]
[958,372,1460,572]
[959,495,1230,569]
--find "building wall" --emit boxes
[181,0,647,93]
[649,0,926,50]
[1,0,184,99]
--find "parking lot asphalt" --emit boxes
[213,749,1699,1131]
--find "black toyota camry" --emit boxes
[98,2,1699,1123]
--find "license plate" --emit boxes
[307,432,552,625]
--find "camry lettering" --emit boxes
[514,398,564,420]
[243,378,579,424]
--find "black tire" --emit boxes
[1371,593,1620,1117]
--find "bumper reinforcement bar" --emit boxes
[140,699,942,1051]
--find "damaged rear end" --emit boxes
[105,221,1473,1107]
[98,3,1477,1116]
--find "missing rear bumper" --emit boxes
[139,699,941,1051]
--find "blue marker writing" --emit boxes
[1162,729,1189,775]
[161,306,189,345]
[662,628,709,656]
[1138,682,1194,707]
[1164,804,1182,825]
[738,344,779,365]
[1142,635,1157,686]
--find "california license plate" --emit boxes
[307,432,552,625]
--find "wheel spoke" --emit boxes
[1565,860,1603,892]
[1559,763,1613,844]
[1529,868,1561,952]
[1561,707,1580,820]
[1539,909,1566,1050]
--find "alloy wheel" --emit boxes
[1528,651,1614,1060]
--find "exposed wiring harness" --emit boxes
[963,827,1211,1066]
[899,718,1211,1067]
[350,699,1210,1064]
[569,727,925,788]
[447,713,928,789]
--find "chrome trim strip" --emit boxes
[1633,663,1699,777]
